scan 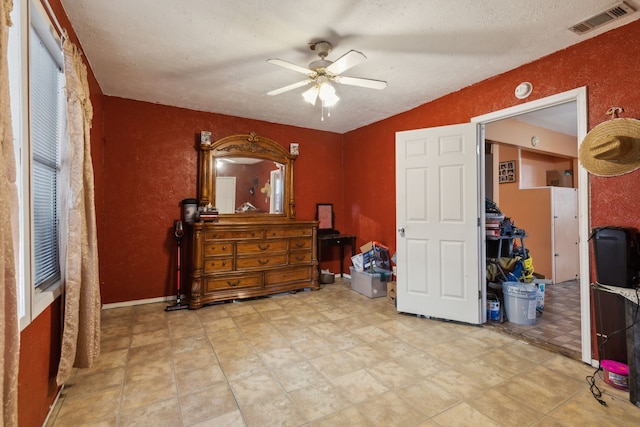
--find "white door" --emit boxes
[396,123,484,324]
[215,176,236,214]
[552,187,579,282]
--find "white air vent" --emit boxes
[569,1,635,35]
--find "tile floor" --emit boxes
[46,278,640,426]
[486,280,582,360]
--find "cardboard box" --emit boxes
[350,250,373,272]
[386,281,397,304]
[358,241,391,272]
[546,170,573,187]
[350,267,387,298]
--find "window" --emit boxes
[9,0,65,329]
[30,19,63,289]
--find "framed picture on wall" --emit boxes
[499,160,516,183]
[316,203,335,233]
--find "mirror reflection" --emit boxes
[215,157,285,214]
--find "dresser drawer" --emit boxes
[236,254,287,269]
[237,240,287,255]
[204,242,233,256]
[290,238,311,250]
[204,273,261,291]
[204,257,233,273]
[205,229,263,240]
[266,228,312,238]
[289,251,312,264]
[265,266,312,286]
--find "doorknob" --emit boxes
[398,227,405,236]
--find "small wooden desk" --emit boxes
[317,234,356,277]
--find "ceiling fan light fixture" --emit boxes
[318,81,339,107]
[302,85,319,105]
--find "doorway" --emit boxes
[472,86,591,365]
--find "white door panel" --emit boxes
[396,123,483,324]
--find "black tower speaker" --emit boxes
[592,226,640,288]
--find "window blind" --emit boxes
[30,25,62,288]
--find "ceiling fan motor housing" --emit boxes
[310,41,332,58]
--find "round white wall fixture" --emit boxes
[531,136,540,147]
[515,82,533,99]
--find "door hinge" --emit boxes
[479,290,482,299]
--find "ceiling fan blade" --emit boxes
[267,58,316,76]
[325,50,366,75]
[267,79,313,96]
[333,75,387,90]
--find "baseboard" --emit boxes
[102,295,184,310]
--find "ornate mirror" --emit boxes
[198,132,298,219]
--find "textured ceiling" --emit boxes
[60,0,639,134]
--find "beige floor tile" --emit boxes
[309,405,375,427]
[54,386,122,426]
[468,387,545,425]
[325,330,366,351]
[179,384,239,426]
[229,372,287,408]
[395,381,461,417]
[119,398,181,427]
[74,348,128,376]
[173,347,220,374]
[224,302,258,317]
[127,342,173,366]
[258,346,305,369]
[176,364,227,395]
[345,344,390,368]
[429,367,490,400]
[64,366,126,398]
[273,360,326,392]
[122,373,177,411]
[246,332,291,353]
[357,391,427,427]
[218,349,269,382]
[171,332,213,355]
[188,409,247,427]
[330,369,389,404]
[125,358,174,383]
[309,351,362,379]
[290,336,335,359]
[241,394,307,427]
[288,381,351,421]
[431,402,501,426]
[130,328,171,348]
[368,359,423,389]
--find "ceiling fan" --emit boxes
[267,41,387,107]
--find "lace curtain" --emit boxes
[0,0,19,424]
[55,36,101,385]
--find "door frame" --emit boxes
[471,86,592,365]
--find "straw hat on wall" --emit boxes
[579,117,640,177]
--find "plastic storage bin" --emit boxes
[502,282,537,325]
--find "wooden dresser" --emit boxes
[187,132,320,309]
[189,219,318,308]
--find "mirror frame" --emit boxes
[198,132,298,219]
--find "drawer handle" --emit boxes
[294,242,305,248]
[258,259,270,265]
[258,244,270,251]
[222,245,227,251]
[295,256,305,261]
[227,280,239,287]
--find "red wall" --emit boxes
[100,99,343,303]
[18,302,62,427]
[343,19,640,259]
